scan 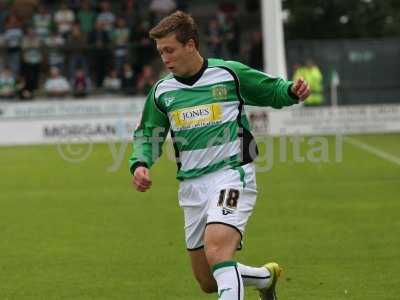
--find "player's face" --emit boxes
[156,34,195,77]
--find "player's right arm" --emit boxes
[226,60,303,108]
[129,84,170,192]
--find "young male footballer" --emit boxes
[129,11,310,300]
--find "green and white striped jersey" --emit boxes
[129,58,298,180]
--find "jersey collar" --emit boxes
[174,58,208,86]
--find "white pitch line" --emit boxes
[344,136,400,166]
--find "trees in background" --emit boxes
[282,0,400,39]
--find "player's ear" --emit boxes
[186,39,196,52]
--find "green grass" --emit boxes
[0,133,399,299]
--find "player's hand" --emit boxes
[132,167,152,192]
[291,77,311,101]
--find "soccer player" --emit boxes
[129,11,310,300]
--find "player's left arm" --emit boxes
[227,61,310,108]
[128,85,170,176]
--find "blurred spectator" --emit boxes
[136,65,156,95]
[206,19,223,58]
[16,75,33,100]
[150,0,176,15]
[121,0,140,28]
[149,0,176,24]
[293,59,324,106]
[0,0,255,98]
[218,1,237,15]
[130,0,150,16]
[33,5,52,42]
[4,14,23,76]
[44,66,70,97]
[0,2,10,34]
[67,23,88,78]
[248,31,263,70]
[45,29,66,71]
[12,0,38,21]
[0,66,17,99]
[88,20,111,87]
[224,16,240,60]
[96,1,115,34]
[21,27,43,93]
[112,17,130,74]
[54,1,75,38]
[124,0,135,7]
[216,6,228,31]
[175,0,189,12]
[72,67,91,98]
[123,0,137,11]
[77,0,96,37]
[68,0,81,13]
[131,20,156,70]
[103,68,121,93]
[120,62,136,95]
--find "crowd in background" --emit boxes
[0,0,262,100]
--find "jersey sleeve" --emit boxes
[226,61,298,108]
[128,85,170,174]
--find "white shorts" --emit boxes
[178,163,257,251]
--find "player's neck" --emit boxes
[184,53,204,77]
[174,54,207,86]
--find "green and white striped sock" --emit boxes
[237,262,270,289]
[212,261,243,300]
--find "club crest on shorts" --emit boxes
[212,84,228,101]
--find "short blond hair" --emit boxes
[149,11,199,49]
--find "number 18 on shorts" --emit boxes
[178,163,258,250]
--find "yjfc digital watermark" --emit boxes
[56,135,94,163]
[55,127,344,173]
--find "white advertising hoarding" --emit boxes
[247,104,400,136]
[0,116,136,145]
[1,99,400,146]
[0,97,145,119]
[0,97,145,146]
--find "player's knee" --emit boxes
[205,244,226,266]
[204,224,240,265]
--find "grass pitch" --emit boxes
[0,134,399,299]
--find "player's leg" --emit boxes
[187,247,217,293]
[181,164,281,298]
[179,177,218,293]
[204,223,244,300]
[203,163,282,299]
[203,165,254,299]
[187,244,275,293]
